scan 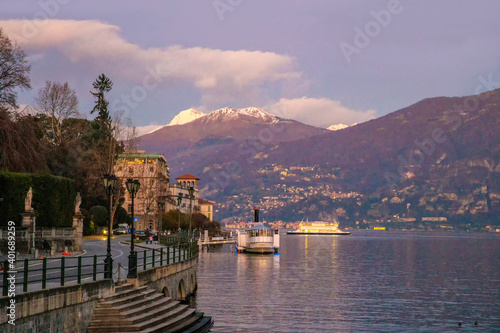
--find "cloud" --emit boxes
[0,19,301,111]
[266,97,377,128]
[135,124,163,136]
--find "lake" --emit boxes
[193,231,500,332]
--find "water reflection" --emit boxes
[195,231,500,332]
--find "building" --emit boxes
[114,152,169,232]
[198,198,215,221]
[168,174,200,214]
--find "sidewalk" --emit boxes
[120,241,167,251]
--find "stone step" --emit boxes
[163,311,203,333]
[135,303,190,330]
[92,293,168,316]
[141,308,197,333]
[100,285,149,302]
[178,313,214,333]
[88,306,192,332]
[126,298,180,323]
[98,287,155,307]
[114,283,134,294]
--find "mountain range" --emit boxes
[138,90,500,227]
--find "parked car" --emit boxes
[113,227,128,235]
[134,230,146,241]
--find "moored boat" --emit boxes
[236,208,280,253]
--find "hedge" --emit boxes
[0,172,76,227]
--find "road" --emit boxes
[2,235,188,294]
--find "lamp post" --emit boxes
[188,186,194,240]
[103,174,118,279]
[125,178,140,279]
[157,201,164,236]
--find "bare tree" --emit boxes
[0,28,31,109]
[34,81,79,145]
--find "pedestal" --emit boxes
[21,211,35,229]
[73,213,83,252]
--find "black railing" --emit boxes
[0,254,107,296]
[0,240,199,296]
[137,241,198,271]
[159,232,189,246]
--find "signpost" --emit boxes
[133,217,139,232]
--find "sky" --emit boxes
[2,1,500,135]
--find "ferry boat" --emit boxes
[236,209,280,254]
[287,221,351,235]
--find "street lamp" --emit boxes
[103,174,118,279]
[157,201,164,236]
[177,194,182,233]
[125,178,140,279]
[188,186,194,240]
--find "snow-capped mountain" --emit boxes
[199,107,281,124]
[327,123,349,131]
[147,108,205,134]
[138,106,326,178]
[167,108,205,126]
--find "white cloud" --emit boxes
[135,124,163,136]
[1,19,300,110]
[266,97,377,128]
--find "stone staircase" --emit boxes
[87,284,213,333]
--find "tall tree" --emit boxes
[0,28,31,109]
[34,81,79,145]
[90,73,113,124]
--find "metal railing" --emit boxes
[0,240,198,296]
[137,241,198,271]
[0,254,107,296]
[159,232,189,246]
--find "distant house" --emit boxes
[198,198,215,221]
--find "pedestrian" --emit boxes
[145,229,150,244]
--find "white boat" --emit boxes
[236,208,280,254]
[236,223,280,254]
[287,221,351,235]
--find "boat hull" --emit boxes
[287,231,351,235]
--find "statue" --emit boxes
[75,192,82,214]
[25,187,33,212]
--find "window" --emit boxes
[150,166,154,172]
[128,204,132,213]
[128,167,133,174]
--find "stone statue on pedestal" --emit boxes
[75,192,82,214]
[25,187,33,212]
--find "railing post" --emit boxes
[2,260,8,296]
[160,248,163,266]
[42,258,47,289]
[93,255,97,281]
[143,250,147,270]
[61,257,65,286]
[23,259,28,292]
[167,247,170,265]
[152,249,155,268]
[77,256,82,284]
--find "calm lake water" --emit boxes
[193,231,500,332]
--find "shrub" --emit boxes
[0,171,76,227]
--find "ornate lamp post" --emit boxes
[125,178,140,278]
[102,174,117,279]
[188,186,194,240]
[177,194,182,232]
[157,201,164,236]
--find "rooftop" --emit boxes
[176,174,200,180]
